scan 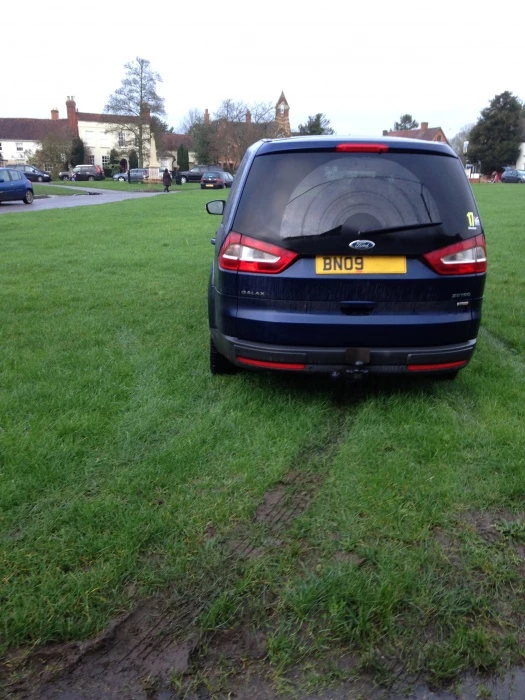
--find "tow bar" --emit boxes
[331,360,369,383]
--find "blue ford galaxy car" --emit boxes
[206,136,486,379]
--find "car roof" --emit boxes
[254,135,456,158]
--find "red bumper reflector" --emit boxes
[407,360,467,372]
[237,356,305,371]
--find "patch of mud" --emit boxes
[225,470,324,560]
[2,467,328,699]
[2,598,203,699]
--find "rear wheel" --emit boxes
[88,176,95,181]
[118,176,126,181]
[23,190,34,205]
[37,176,44,182]
[180,176,187,184]
[210,338,238,375]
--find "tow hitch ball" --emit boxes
[331,361,369,382]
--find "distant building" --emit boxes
[382,122,449,144]
[190,92,292,171]
[0,97,154,172]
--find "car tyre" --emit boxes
[37,176,43,182]
[210,338,238,375]
[23,190,34,205]
[88,176,95,181]
[180,176,187,184]
[118,176,126,182]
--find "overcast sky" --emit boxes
[4,1,522,141]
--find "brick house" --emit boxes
[0,97,155,172]
[382,122,449,144]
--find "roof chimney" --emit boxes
[382,129,388,136]
[66,96,78,135]
[204,108,210,126]
[245,109,252,124]
[421,122,429,130]
[51,109,59,120]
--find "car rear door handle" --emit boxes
[340,301,376,315]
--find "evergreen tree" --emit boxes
[393,114,419,130]
[297,113,334,135]
[193,123,218,165]
[128,149,139,169]
[70,136,86,167]
[468,91,522,174]
[177,144,189,171]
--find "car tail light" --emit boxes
[335,143,389,153]
[218,233,298,274]
[423,235,487,275]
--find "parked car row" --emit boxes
[175,165,213,184]
[174,165,235,186]
[0,167,34,204]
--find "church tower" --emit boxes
[275,91,291,137]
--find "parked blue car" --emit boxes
[0,167,34,205]
[206,136,487,380]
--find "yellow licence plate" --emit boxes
[205,184,214,188]
[315,256,406,275]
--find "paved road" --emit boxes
[0,184,171,214]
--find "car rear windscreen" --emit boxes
[232,151,481,242]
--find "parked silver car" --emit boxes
[113,168,149,183]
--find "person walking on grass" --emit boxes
[162,168,172,193]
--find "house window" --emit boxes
[16,142,23,151]
[88,155,95,165]
[118,132,126,147]
[102,155,109,167]
[44,163,52,172]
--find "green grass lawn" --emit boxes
[0,184,524,692]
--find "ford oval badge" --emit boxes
[349,240,375,250]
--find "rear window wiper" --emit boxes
[354,221,443,237]
[288,221,442,240]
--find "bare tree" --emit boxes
[104,57,165,167]
[177,108,204,135]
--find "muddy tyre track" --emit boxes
[3,402,357,699]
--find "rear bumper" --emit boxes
[211,330,477,375]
